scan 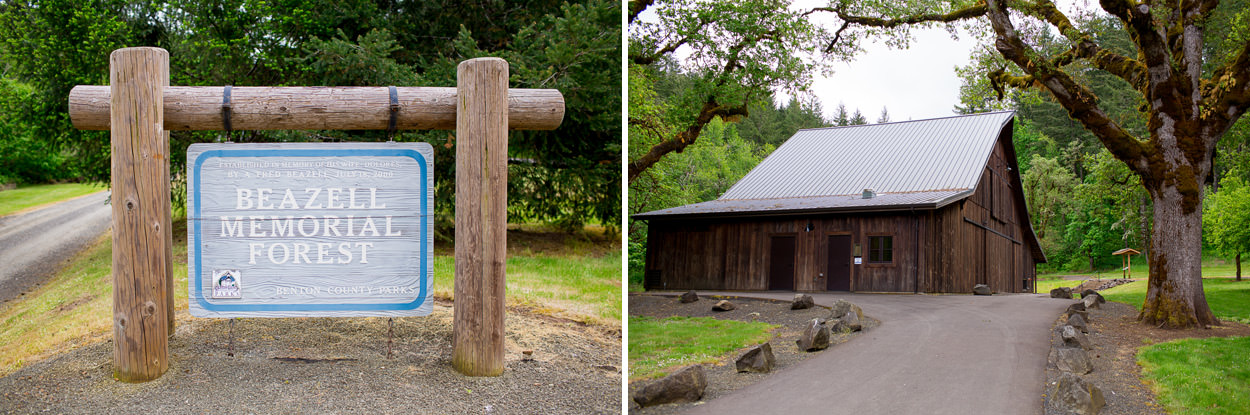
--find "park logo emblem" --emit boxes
[212,270,242,299]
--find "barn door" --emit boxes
[827,235,851,291]
[769,236,796,291]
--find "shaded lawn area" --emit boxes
[629,315,774,381]
[1138,336,1250,415]
[0,183,103,217]
[1099,279,1250,324]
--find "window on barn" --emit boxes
[868,236,893,263]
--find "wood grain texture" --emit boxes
[452,58,508,377]
[69,86,563,131]
[109,47,170,382]
[185,142,434,318]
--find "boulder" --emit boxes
[837,311,863,332]
[633,365,708,408]
[734,343,775,373]
[1050,287,1073,299]
[1066,302,1089,319]
[1080,289,1098,299]
[1048,372,1105,415]
[1067,313,1090,334]
[712,300,736,312]
[830,299,864,320]
[791,294,815,310]
[795,318,831,351]
[1082,294,1102,310]
[1060,325,1092,350]
[973,284,992,295]
[679,290,699,303]
[1054,347,1094,374]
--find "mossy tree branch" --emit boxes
[627,97,749,182]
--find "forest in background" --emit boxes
[0,0,620,237]
[628,2,1250,279]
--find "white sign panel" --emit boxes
[187,142,433,317]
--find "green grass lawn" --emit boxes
[0,183,104,217]
[1040,255,1245,279]
[629,315,775,381]
[0,231,190,376]
[432,253,621,326]
[1099,279,1250,323]
[1138,336,1250,415]
[1035,276,1083,294]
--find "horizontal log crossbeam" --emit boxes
[69,86,564,131]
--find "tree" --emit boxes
[832,103,850,126]
[1204,178,1250,280]
[627,0,830,182]
[849,108,867,125]
[820,0,1250,328]
[0,0,619,234]
[877,107,891,123]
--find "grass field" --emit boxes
[432,253,622,326]
[0,221,620,376]
[0,183,103,217]
[1114,278,1250,415]
[628,315,775,381]
[0,231,190,376]
[1138,336,1250,415]
[1040,255,1245,279]
[1099,279,1250,323]
[1035,276,1083,294]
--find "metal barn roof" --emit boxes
[635,111,1015,219]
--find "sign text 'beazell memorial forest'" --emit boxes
[187,142,433,317]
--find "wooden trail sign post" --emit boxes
[70,47,564,381]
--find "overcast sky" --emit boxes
[794,27,979,122]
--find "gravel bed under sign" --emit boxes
[0,302,621,414]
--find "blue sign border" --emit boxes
[192,148,429,312]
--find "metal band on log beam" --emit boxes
[109,47,172,383]
[68,86,564,131]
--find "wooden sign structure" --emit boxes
[186,142,434,317]
[68,47,564,381]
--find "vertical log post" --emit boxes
[452,58,508,376]
[109,47,171,382]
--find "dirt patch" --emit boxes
[627,294,878,413]
[434,224,620,258]
[55,294,97,314]
[0,300,621,414]
[1044,301,1250,415]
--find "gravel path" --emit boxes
[0,191,111,304]
[677,291,1070,415]
[1046,300,1250,415]
[0,301,621,414]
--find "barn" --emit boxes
[634,111,1045,294]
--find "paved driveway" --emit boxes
[0,191,111,303]
[681,292,1071,415]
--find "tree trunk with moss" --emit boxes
[1141,174,1216,327]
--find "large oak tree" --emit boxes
[823,0,1249,328]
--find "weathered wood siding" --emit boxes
[645,213,924,292]
[643,127,1042,294]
